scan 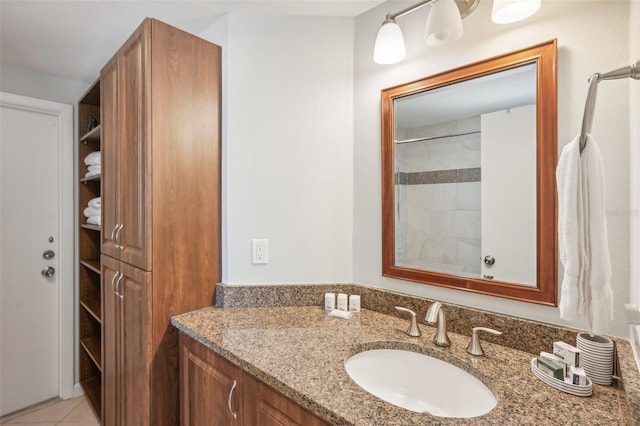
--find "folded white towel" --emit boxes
[83,206,100,218]
[85,169,101,178]
[557,134,613,335]
[88,197,101,209]
[84,151,101,166]
[87,165,101,172]
[87,215,101,226]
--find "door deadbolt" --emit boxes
[41,267,56,278]
[43,250,55,260]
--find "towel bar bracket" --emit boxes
[579,60,639,153]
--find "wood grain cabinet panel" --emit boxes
[101,255,119,426]
[102,256,152,426]
[179,333,242,426]
[98,17,221,426]
[101,21,150,270]
[179,334,329,426]
[116,24,151,270]
[243,374,328,426]
[100,56,119,260]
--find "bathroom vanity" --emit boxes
[179,331,328,425]
[172,299,635,425]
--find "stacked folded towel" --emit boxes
[84,197,101,226]
[84,151,101,178]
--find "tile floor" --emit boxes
[0,396,99,426]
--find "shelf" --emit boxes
[80,223,101,232]
[80,259,101,274]
[81,336,102,371]
[78,75,102,423]
[80,376,102,421]
[80,124,101,144]
[80,174,101,183]
[80,299,102,323]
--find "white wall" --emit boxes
[354,0,632,336]
[201,14,354,284]
[630,0,640,308]
[0,62,89,105]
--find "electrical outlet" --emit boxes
[252,239,268,264]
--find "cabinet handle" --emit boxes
[227,379,238,420]
[114,223,123,250]
[115,272,123,299]
[110,224,118,245]
[110,271,118,291]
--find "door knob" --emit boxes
[41,267,56,278]
[483,255,495,266]
[43,250,55,260]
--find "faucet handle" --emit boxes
[466,327,502,356]
[395,306,421,337]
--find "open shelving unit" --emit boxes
[77,79,102,421]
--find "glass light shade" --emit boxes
[491,0,541,24]
[425,0,464,46]
[373,20,406,65]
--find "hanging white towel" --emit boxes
[84,151,101,166]
[88,197,101,209]
[87,215,101,226]
[556,134,613,335]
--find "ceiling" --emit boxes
[0,0,385,83]
[395,63,536,130]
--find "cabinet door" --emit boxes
[179,333,241,426]
[119,261,152,425]
[117,21,151,270]
[243,373,329,426]
[101,255,120,426]
[100,57,120,259]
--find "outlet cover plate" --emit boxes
[252,239,268,264]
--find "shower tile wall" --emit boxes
[396,116,481,276]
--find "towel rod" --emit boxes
[579,60,640,153]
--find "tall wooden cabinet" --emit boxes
[77,80,103,420]
[97,18,221,425]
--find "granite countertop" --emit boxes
[171,306,631,425]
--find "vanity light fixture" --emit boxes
[491,0,541,24]
[373,0,540,65]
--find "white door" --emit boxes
[0,93,74,416]
[480,104,537,285]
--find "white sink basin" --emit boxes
[344,349,497,418]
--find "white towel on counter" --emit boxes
[84,151,101,166]
[83,206,100,218]
[87,216,101,226]
[88,197,101,209]
[556,134,613,335]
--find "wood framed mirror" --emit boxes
[381,40,557,305]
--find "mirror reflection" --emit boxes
[381,40,558,305]
[394,64,537,286]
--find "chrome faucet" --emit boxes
[395,306,421,337]
[466,327,502,357]
[425,302,451,347]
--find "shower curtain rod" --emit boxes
[579,60,640,153]
[395,130,480,144]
